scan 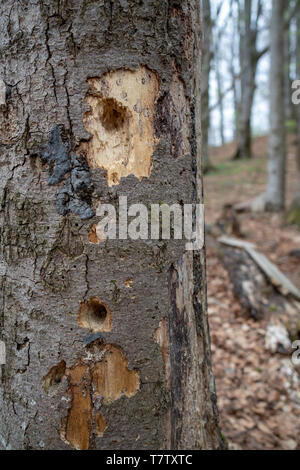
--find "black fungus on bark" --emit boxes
[38,125,94,220]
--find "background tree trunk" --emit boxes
[283,15,295,123]
[201,0,213,173]
[215,46,225,146]
[0,0,222,450]
[288,6,300,225]
[230,2,240,142]
[234,0,262,160]
[265,0,286,211]
[235,0,254,160]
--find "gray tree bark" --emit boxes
[283,17,294,123]
[288,6,300,225]
[0,0,223,451]
[215,48,225,146]
[230,2,240,141]
[201,0,213,173]
[265,0,286,211]
[234,0,262,160]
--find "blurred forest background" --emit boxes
[203,0,300,450]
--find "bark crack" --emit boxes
[44,18,58,105]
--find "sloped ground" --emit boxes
[205,136,300,450]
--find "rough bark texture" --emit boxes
[0,0,222,450]
[265,0,286,211]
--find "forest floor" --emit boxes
[205,135,300,450]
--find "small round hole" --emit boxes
[89,299,107,322]
[78,297,112,332]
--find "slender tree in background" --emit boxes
[0,0,223,450]
[234,0,264,160]
[202,0,213,173]
[283,11,295,124]
[215,28,226,146]
[230,1,240,141]
[288,6,300,225]
[265,0,286,211]
[283,1,300,127]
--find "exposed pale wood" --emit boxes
[78,67,160,186]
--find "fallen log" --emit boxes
[233,193,266,214]
[217,236,300,338]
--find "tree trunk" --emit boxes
[288,7,300,226]
[230,3,239,141]
[234,0,254,159]
[216,54,225,146]
[234,0,261,160]
[0,0,223,451]
[283,18,294,123]
[265,0,286,211]
[201,0,213,173]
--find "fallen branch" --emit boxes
[219,236,300,300]
[216,236,300,337]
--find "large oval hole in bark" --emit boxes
[77,66,160,186]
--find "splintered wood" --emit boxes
[78,66,160,185]
[61,364,92,451]
[92,345,140,404]
[45,343,140,450]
